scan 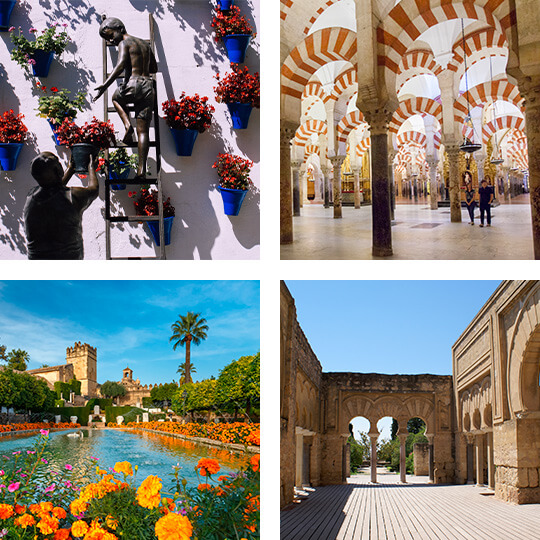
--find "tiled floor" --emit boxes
[280,200,534,260]
[281,468,540,539]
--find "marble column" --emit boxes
[426,434,435,483]
[388,151,396,220]
[466,434,475,484]
[399,434,407,483]
[369,433,378,483]
[474,153,486,183]
[280,121,296,244]
[330,156,345,219]
[291,160,302,217]
[486,430,495,489]
[447,144,462,222]
[353,167,361,209]
[517,76,540,259]
[427,159,439,210]
[321,166,330,208]
[475,433,484,486]
[364,109,394,256]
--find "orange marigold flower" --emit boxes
[14,513,36,528]
[155,512,193,540]
[71,520,89,537]
[136,475,162,509]
[53,507,67,519]
[37,514,60,535]
[70,499,88,516]
[105,515,118,530]
[0,504,14,519]
[54,529,71,540]
[113,461,133,477]
[14,504,26,515]
[250,454,260,472]
[197,483,213,491]
[196,458,220,477]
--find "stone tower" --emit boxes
[122,366,133,381]
[66,342,97,396]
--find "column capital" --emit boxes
[465,432,475,445]
[398,433,409,442]
[515,74,540,108]
[445,144,461,159]
[320,165,330,175]
[291,159,303,170]
[362,107,395,136]
[280,120,298,148]
[351,167,361,175]
[329,155,346,168]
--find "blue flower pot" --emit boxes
[169,128,199,157]
[226,102,253,129]
[217,186,247,216]
[217,0,233,10]
[146,216,174,246]
[222,34,251,64]
[110,163,130,191]
[0,1,16,31]
[47,120,62,145]
[0,142,23,171]
[30,49,54,77]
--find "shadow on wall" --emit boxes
[38,0,102,30]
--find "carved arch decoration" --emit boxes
[460,375,493,432]
[389,98,442,135]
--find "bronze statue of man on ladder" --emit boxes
[94,17,157,179]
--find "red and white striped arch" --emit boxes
[454,80,523,123]
[294,119,328,146]
[282,27,357,100]
[302,81,327,102]
[397,50,442,91]
[397,131,427,148]
[355,136,371,158]
[389,98,442,134]
[337,110,365,146]
[331,67,358,103]
[304,144,320,157]
[482,115,525,144]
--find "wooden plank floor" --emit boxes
[281,468,540,540]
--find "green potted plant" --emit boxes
[213,152,253,216]
[129,188,176,246]
[215,66,260,129]
[107,148,139,190]
[55,117,116,173]
[9,23,70,77]
[35,83,86,144]
[0,109,28,171]
[162,93,215,156]
[211,6,255,63]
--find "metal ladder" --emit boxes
[101,13,165,260]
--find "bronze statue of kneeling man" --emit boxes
[94,17,158,179]
[24,152,99,260]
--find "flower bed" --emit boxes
[0,422,80,433]
[0,431,259,539]
[107,421,260,446]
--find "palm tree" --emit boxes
[169,312,208,384]
[177,362,197,385]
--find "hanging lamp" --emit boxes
[459,19,482,154]
[488,55,504,164]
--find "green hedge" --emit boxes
[105,406,145,424]
[86,398,113,410]
[54,406,90,426]
[55,399,65,407]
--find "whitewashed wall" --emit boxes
[0,0,260,259]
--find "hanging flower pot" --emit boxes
[71,143,99,174]
[0,142,23,171]
[222,34,251,63]
[226,102,253,129]
[170,128,199,157]
[145,216,174,246]
[110,165,130,191]
[217,0,234,11]
[0,1,16,31]
[30,49,54,77]
[217,186,247,216]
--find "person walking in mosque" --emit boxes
[464,181,476,225]
[478,179,494,228]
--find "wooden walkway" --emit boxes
[281,468,540,539]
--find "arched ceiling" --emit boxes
[309,0,356,35]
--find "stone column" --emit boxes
[475,433,484,486]
[474,153,486,183]
[369,433,378,483]
[330,156,345,219]
[466,433,475,484]
[295,432,303,487]
[399,434,407,483]
[364,109,394,256]
[321,165,330,208]
[280,121,296,244]
[291,160,302,217]
[426,434,435,483]
[486,430,495,489]
[447,144,462,222]
[517,76,540,258]
[353,167,361,209]
[427,159,439,210]
[388,151,396,220]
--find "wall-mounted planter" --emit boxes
[146,216,174,246]
[217,0,234,10]
[222,34,250,64]
[226,102,252,129]
[217,186,247,216]
[47,120,63,145]
[30,49,54,77]
[170,127,199,156]
[0,142,23,171]
[71,143,98,174]
[0,1,16,31]
[109,165,130,191]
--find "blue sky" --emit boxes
[0,281,259,385]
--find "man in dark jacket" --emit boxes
[478,179,494,227]
[23,152,99,259]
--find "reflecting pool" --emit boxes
[0,428,250,489]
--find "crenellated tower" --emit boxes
[66,342,97,396]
